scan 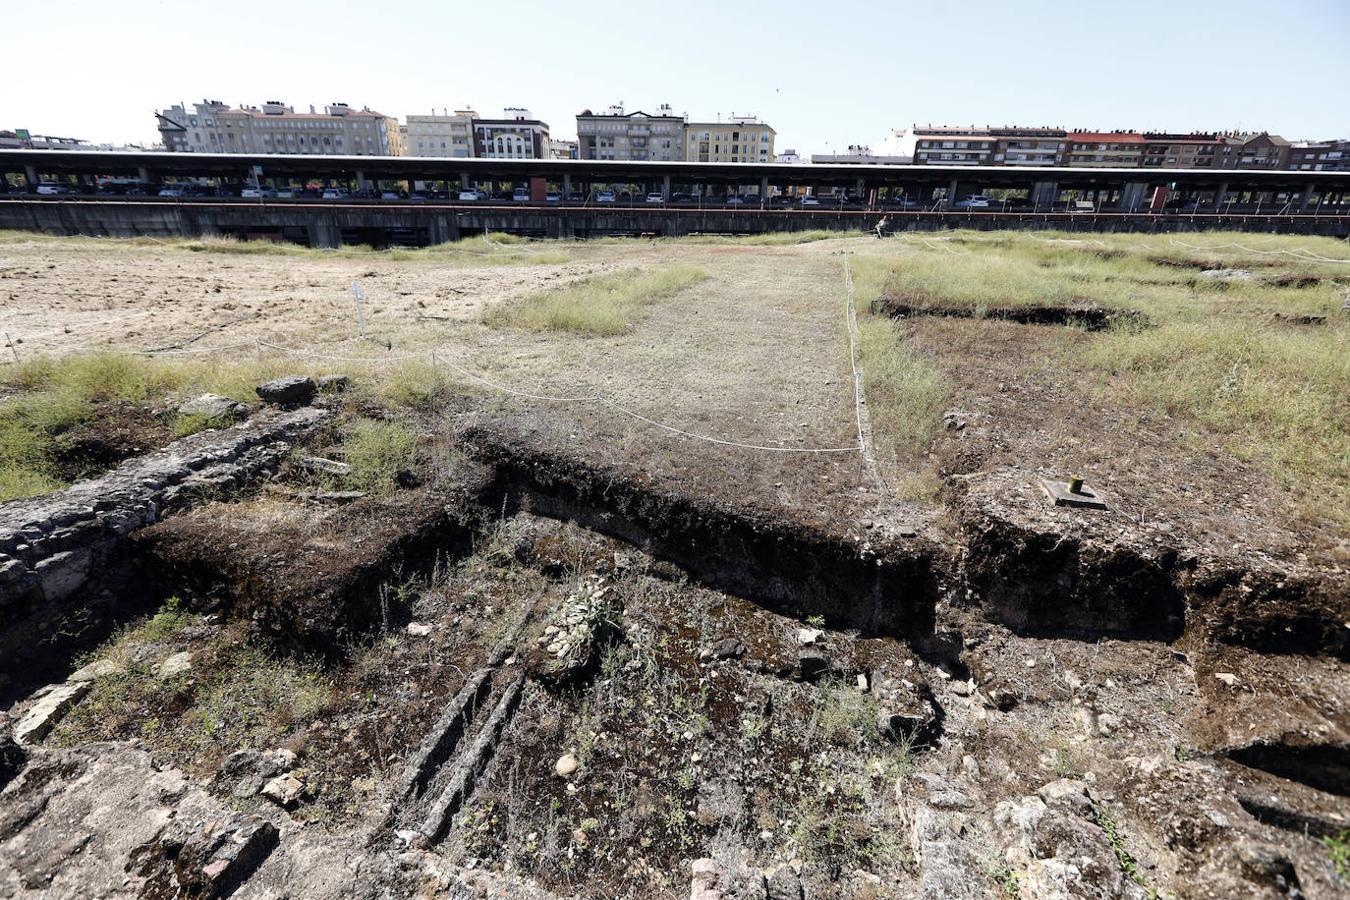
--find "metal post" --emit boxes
[24,165,39,187]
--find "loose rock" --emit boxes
[14,682,90,743]
[260,772,305,808]
[178,393,245,422]
[256,376,317,407]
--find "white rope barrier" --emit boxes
[187,340,864,454]
[1167,238,1350,264]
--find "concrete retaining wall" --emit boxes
[2,199,1346,247]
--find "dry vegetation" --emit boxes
[849,230,1350,526]
[484,264,709,335]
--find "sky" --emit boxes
[8,0,1348,153]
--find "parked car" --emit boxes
[456,190,478,202]
[799,195,820,207]
[544,192,561,202]
[564,192,586,203]
[743,193,762,205]
[512,188,530,202]
[36,183,71,195]
[157,186,185,198]
[595,190,616,204]
[953,195,991,209]
[725,195,746,206]
[124,184,149,196]
[645,192,665,204]
[410,191,431,202]
[240,187,277,199]
[379,190,405,200]
[320,188,349,200]
[670,192,694,204]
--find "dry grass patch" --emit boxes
[484,264,709,335]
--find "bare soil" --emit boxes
[3,233,1348,899]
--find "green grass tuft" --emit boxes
[485,264,709,335]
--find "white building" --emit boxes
[406,109,476,158]
[156,99,402,156]
[577,104,685,161]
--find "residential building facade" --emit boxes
[576,104,685,161]
[992,128,1067,166]
[1065,132,1146,167]
[156,100,401,155]
[683,116,775,163]
[810,145,911,165]
[1288,139,1350,171]
[547,138,578,159]
[472,108,549,158]
[0,130,90,150]
[894,126,996,165]
[1141,133,1222,168]
[405,110,476,158]
[1216,133,1291,169]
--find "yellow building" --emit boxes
[683,116,775,163]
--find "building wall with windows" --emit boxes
[548,138,579,159]
[1288,140,1349,171]
[155,100,401,156]
[1065,132,1145,167]
[992,129,1066,166]
[682,116,775,163]
[473,109,549,159]
[1141,133,1222,168]
[1216,133,1291,170]
[406,110,476,158]
[576,105,685,161]
[894,126,996,165]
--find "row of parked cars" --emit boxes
[3,182,1102,212]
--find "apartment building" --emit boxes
[810,144,911,165]
[1216,133,1291,169]
[405,110,476,158]
[1140,133,1222,168]
[0,130,89,150]
[548,138,578,159]
[893,126,996,165]
[1066,132,1145,167]
[683,116,775,163]
[1288,139,1350,171]
[472,108,549,158]
[576,104,685,161]
[155,100,401,155]
[992,128,1067,166]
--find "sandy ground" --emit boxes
[1,234,890,529]
[2,232,1343,562]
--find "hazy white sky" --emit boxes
[9,0,1348,151]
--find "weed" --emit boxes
[333,418,419,493]
[813,677,881,746]
[1093,803,1163,898]
[853,317,950,467]
[485,265,708,335]
[1324,829,1350,882]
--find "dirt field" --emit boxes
[2,229,1348,899]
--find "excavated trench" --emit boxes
[1227,742,1350,798]
[79,430,1343,672]
[464,428,942,641]
[7,416,1342,701]
[871,295,1149,331]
